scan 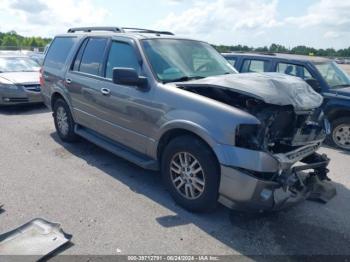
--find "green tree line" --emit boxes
[0,31,51,50]
[214,43,350,57]
[1,30,349,57]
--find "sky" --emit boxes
[0,0,349,49]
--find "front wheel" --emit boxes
[161,136,220,212]
[330,117,350,150]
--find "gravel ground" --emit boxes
[0,105,350,257]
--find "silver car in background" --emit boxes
[0,55,43,105]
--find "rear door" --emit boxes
[41,36,78,105]
[65,37,110,132]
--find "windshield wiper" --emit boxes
[163,75,205,84]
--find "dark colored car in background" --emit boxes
[0,54,42,105]
[223,52,350,150]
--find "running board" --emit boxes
[74,125,159,171]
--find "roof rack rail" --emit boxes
[122,27,174,36]
[257,52,276,56]
[67,27,124,33]
[230,51,277,56]
[67,26,174,35]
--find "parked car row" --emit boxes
[222,52,350,151]
[36,27,335,213]
[0,53,42,105]
[335,58,350,64]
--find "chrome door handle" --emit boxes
[66,78,72,84]
[101,88,111,96]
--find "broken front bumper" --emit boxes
[217,145,335,211]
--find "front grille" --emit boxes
[23,84,41,92]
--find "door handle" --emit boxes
[65,78,72,84]
[101,88,111,96]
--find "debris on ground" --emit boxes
[0,218,72,259]
[308,176,337,203]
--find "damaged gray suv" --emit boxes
[41,27,334,212]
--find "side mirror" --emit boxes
[306,78,321,93]
[112,68,147,87]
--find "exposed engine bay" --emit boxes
[177,84,327,154]
[175,73,335,211]
[176,84,336,209]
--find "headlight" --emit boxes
[0,78,18,89]
[235,124,261,150]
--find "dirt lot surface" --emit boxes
[0,105,350,257]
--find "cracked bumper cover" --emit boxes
[215,143,335,211]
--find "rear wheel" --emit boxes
[53,98,78,142]
[161,135,220,212]
[330,117,350,150]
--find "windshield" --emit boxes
[0,57,40,73]
[314,61,350,88]
[142,39,237,83]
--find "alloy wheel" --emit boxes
[170,152,206,200]
[56,106,69,136]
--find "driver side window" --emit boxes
[277,63,313,80]
[105,41,140,79]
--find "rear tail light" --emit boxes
[39,67,45,87]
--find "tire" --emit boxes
[161,135,220,212]
[329,117,350,150]
[53,98,78,142]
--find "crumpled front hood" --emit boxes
[0,72,40,85]
[177,73,323,111]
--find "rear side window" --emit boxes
[79,38,108,76]
[105,42,140,79]
[44,37,77,69]
[277,63,313,80]
[242,59,270,73]
[72,38,89,71]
